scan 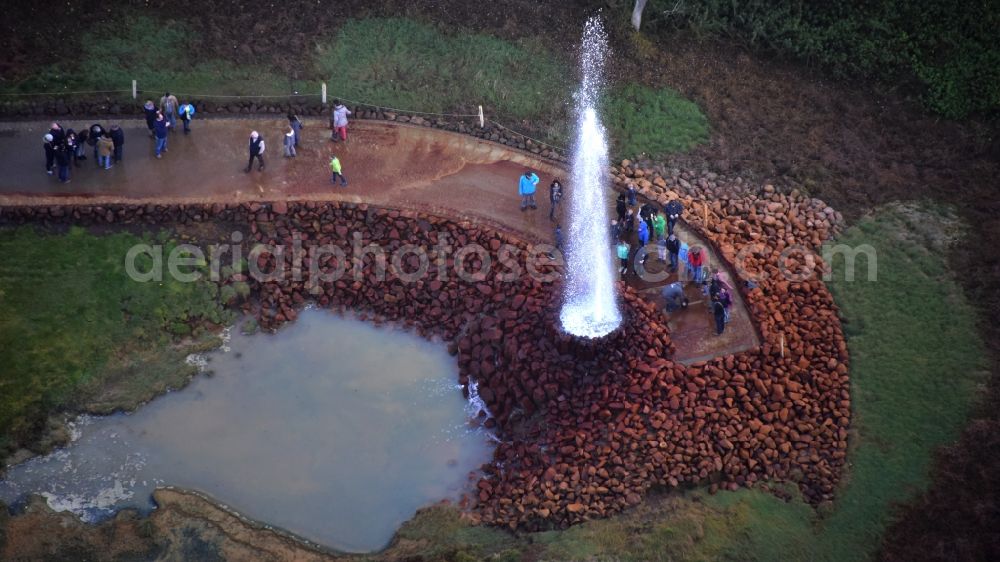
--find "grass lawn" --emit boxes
[0,14,296,99]
[1,12,709,160]
[0,226,231,453]
[376,203,987,561]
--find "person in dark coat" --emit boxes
[627,183,637,206]
[246,131,265,172]
[548,179,563,221]
[88,123,105,164]
[664,199,683,235]
[153,113,170,158]
[109,124,125,163]
[712,295,727,335]
[615,193,627,222]
[288,112,303,147]
[143,100,158,137]
[43,133,55,174]
[75,129,88,162]
[54,142,71,183]
[640,203,655,237]
[48,122,65,146]
[665,234,680,271]
[65,130,80,168]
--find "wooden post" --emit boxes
[132,80,137,100]
[780,334,785,358]
[703,203,708,225]
[478,105,485,128]
[321,82,327,105]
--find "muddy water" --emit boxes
[0,309,494,552]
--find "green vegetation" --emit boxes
[0,226,231,447]
[315,17,709,157]
[380,204,988,561]
[638,0,1000,118]
[0,14,294,97]
[606,83,710,158]
[315,18,570,122]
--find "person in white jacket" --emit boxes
[330,99,351,142]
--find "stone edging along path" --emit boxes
[2,182,849,532]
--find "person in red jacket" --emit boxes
[688,246,706,283]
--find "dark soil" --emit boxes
[4,0,1000,558]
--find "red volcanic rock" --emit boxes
[7,189,849,531]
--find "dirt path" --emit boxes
[1,118,757,363]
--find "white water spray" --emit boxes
[559,17,622,338]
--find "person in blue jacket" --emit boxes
[519,170,539,211]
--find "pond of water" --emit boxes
[0,308,494,552]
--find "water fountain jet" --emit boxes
[559,17,622,339]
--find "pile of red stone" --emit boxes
[0,189,849,532]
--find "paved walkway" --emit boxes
[0,118,758,362]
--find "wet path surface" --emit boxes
[0,309,494,552]
[0,118,757,361]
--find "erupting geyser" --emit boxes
[559,17,622,338]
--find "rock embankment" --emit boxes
[1,186,848,533]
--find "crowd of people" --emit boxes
[43,95,355,181]
[517,169,736,337]
[42,121,125,183]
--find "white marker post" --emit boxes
[321,82,327,105]
[478,105,485,128]
[132,80,137,100]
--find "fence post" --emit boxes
[132,80,137,100]
[321,82,327,105]
[478,105,485,128]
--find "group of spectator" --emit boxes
[43,121,124,183]
[612,184,736,336]
[141,92,196,158]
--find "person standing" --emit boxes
[329,154,347,186]
[688,246,706,283]
[288,112,303,147]
[548,178,563,221]
[65,130,80,168]
[143,100,158,137]
[638,217,650,248]
[43,133,56,175]
[109,124,124,163]
[616,193,627,223]
[665,233,680,271]
[330,100,351,142]
[519,170,539,211]
[97,134,114,169]
[640,203,654,236]
[153,113,170,158]
[160,92,179,131]
[284,128,297,158]
[712,295,727,335]
[48,122,65,146]
[178,102,195,134]
[246,131,265,172]
[623,208,635,235]
[627,183,637,206]
[54,142,71,183]
[678,240,690,279]
[653,211,666,241]
[88,123,105,164]
[617,239,631,277]
[664,199,683,235]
